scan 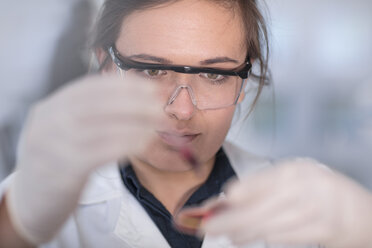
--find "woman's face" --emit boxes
[115,0,247,171]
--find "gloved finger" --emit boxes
[202,188,298,237]
[54,124,156,168]
[223,168,281,206]
[55,74,159,101]
[40,74,162,119]
[69,105,162,131]
[224,158,330,207]
[228,205,318,246]
[263,218,328,246]
[43,92,162,125]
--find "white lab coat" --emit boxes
[0,142,318,248]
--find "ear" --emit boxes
[95,48,106,65]
[95,48,115,73]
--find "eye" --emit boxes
[144,69,166,77]
[201,73,225,81]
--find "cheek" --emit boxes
[205,107,235,135]
[198,106,236,159]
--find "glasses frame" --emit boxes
[108,45,252,79]
[108,45,252,108]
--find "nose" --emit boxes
[164,85,196,120]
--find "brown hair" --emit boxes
[91,0,270,112]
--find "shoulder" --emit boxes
[78,162,126,205]
[222,141,272,177]
[0,173,17,199]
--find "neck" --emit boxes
[129,156,215,215]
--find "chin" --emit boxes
[138,141,195,172]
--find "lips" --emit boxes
[157,131,200,147]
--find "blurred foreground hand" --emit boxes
[201,158,372,248]
[6,74,162,245]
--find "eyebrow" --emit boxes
[127,54,240,65]
[200,57,239,65]
[127,54,172,64]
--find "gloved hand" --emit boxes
[201,158,372,248]
[6,74,162,245]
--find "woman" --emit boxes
[1,0,372,247]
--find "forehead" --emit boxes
[116,0,246,63]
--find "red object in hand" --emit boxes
[179,147,202,176]
[173,201,227,236]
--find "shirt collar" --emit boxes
[119,148,236,208]
[78,142,271,205]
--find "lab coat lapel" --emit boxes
[202,234,237,248]
[79,163,170,247]
[113,189,171,248]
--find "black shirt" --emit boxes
[119,148,236,248]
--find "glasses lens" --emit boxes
[192,72,242,109]
[121,69,243,109]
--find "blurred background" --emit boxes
[229,0,372,188]
[0,0,371,188]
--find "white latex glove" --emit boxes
[201,158,372,248]
[6,74,162,245]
